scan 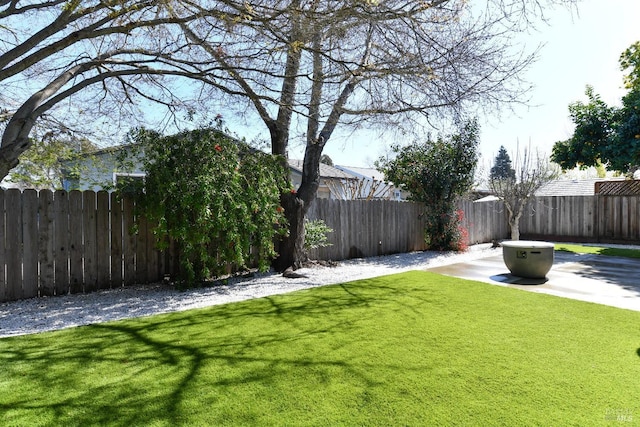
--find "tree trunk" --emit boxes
[272,140,323,272]
[0,149,19,182]
[273,192,307,272]
[508,210,523,240]
[509,218,520,240]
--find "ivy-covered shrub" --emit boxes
[125,124,289,285]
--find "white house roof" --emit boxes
[335,165,386,181]
[287,159,357,180]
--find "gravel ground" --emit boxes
[0,244,499,338]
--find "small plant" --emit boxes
[304,219,333,251]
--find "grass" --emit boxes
[555,243,640,259]
[2,271,640,426]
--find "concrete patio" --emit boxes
[427,250,640,312]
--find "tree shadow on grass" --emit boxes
[0,277,430,426]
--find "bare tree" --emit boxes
[164,0,577,270]
[2,0,578,270]
[489,143,559,240]
[325,178,393,201]
[0,0,221,179]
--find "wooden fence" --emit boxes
[0,189,176,302]
[458,199,510,244]
[520,195,640,243]
[305,198,509,261]
[2,189,637,303]
[305,199,429,260]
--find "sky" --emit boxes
[283,0,640,171]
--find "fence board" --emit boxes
[122,197,136,286]
[22,190,39,299]
[39,190,55,296]
[96,191,110,289]
[135,214,149,284]
[69,191,84,293]
[83,192,97,292]
[54,190,69,295]
[146,218,160,282]
[0,191,4,302]
[5,189,22,300]
[110,193,123,287]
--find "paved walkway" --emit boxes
[427,251,640,312]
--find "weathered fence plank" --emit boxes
[122,197,136,286]
[96,191,110,289]
[39,190,55,296]
[110,193,123,287]
[83,191,98,292]
[6,189,22,300]
[54,190,69,295]
[135,213,149,284]
[22,190,39,299]
[69,191,84,293]
[0,191,5,302]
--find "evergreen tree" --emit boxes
[490,146,516,181]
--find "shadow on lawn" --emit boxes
[0,277,422,426]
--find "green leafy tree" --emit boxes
[128,124,289,285]
[552,42,640,176]
[490,146,516,181]
[7,134,95,190]
[376,120,479,251]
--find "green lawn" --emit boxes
[2,271,639,426]
[555,243,640,259]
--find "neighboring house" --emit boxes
[61,144,145,192]
[335,165,408,200]
[62,145,366,200]
[285,159,360,200]
[535,178,627,197]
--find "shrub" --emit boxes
[124,122,289,286]
[304,219,333,252]
[423,208,469,252]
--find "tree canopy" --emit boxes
[0,0,216,179]
[1,0,579,270]
[551,41,640,176]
